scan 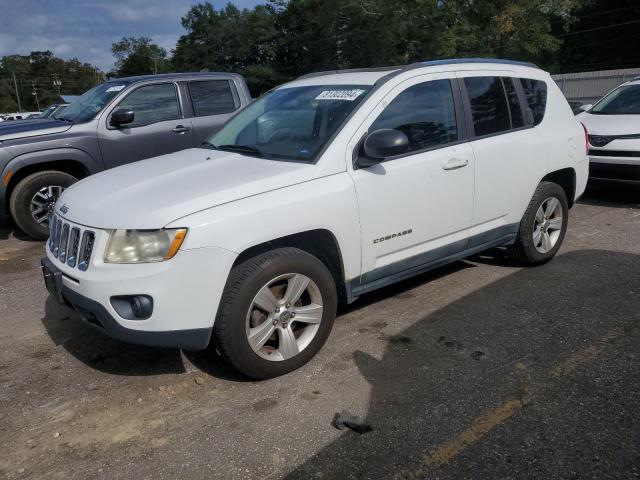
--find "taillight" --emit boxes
[581,122,589,155]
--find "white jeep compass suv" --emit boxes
[42,59,589,379]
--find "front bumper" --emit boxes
[42,236,237,350]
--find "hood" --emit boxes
[577,112,640,136]
[0,119,72,142]
[57,148,316,229]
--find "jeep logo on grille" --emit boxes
[60,204,69,214]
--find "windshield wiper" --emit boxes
[217,144,266,157]
[56,117,73,123]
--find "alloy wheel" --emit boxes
[245,273,323,361]
[533,196,563,254]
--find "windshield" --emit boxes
[39,105,57,118]
[207,84,372,162]
[591,84,640,115]
[57,81,131,123]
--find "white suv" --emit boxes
[42,59,588,379]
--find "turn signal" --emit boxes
[165,229,187,260]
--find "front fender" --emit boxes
[0,147,100,219]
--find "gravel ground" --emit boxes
[0,180,639,480]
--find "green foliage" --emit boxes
[170,0,582,96]
[111,37,170,77]
[0,51,102,113]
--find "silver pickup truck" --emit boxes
[0,72,251,239]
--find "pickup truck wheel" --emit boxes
[9,171,77,240]
[509,181,568,265]
[214,247,337,379]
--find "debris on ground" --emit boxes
[331,411,372,434]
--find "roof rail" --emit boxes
[419,58,539,68]
[294,57,538,82]
[296,65,401,81]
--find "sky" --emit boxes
[0,0,263,72]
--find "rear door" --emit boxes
[185,79,241,145]
[457,72,547,238]
[97,82,194,168]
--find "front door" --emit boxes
[97,82,194,168]
[349,75,475,286]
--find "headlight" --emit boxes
[105,229,187,263]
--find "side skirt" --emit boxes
[346,225,518,303]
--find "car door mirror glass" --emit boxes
[110,109,135,127]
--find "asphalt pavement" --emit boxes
[1,180,639,479]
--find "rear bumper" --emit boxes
[589,162,640,181]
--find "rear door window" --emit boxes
[189,80,237,116]
[464,76,511,137]
[520,78,547,125]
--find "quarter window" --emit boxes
[189,80,237,116]
[115,83,180,127]
[520,78,547,125]
[369,79,458,153]
[464,76,511,137]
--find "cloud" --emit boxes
[0,0,263,72]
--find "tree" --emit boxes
[0,51,103,112]
[111,37,170,77]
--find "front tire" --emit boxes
[9,170,77,240]
[214,247,338,379]
[509,181,569,265]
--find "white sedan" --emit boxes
[578,78,640,181]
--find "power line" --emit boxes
[556,19,640,37]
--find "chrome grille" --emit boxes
[52,219,62,258]
[48,219,95,271]
[58,224,70,263]
[78,231,95,272]
[67,227,81,268]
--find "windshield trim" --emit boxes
[208,84,376,165]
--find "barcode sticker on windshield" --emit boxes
[106,85,126,92]
[315,89,366,101]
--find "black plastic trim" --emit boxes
[589,162,640,181]
[346,223,519,302]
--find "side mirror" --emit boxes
[579,104,592,112]
[357,129,409,167]
[110,109,135,127]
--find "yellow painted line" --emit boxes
[416,327,625,472]
[424,398,523,467]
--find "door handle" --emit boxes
[443,157,469,170]
[172,125,190,134]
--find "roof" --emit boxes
[289,58,540,88]
[109,72,242,84]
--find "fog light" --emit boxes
[111,295,153,320]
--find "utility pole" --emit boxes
[32,81,40,110]
[12,71,22,112]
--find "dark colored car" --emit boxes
[0,72,251,239]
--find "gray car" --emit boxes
[0,72,252,239]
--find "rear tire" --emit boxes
[214,247,337,380]
[509,181,568,266]
[9,170,77,240]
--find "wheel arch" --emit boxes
[233,229,348,304]
[4,155,92,214]
[541,167,576,208]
